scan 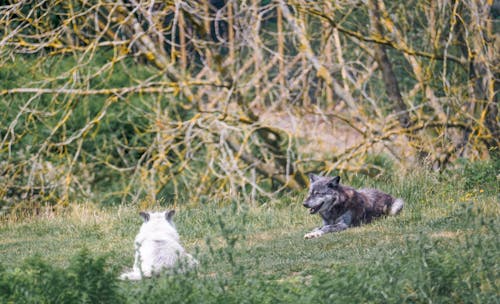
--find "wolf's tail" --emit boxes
[389,198,404,215]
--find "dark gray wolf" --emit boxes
[302,174,403,239]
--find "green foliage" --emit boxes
[0,51,160,208]
[360,153,395,180]
[458,157,500,194]
[0,250,122,304]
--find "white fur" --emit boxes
[389,199,404,215]
[120,212,197,280]
[304,230,324,239]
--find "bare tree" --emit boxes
[0,0,497,213]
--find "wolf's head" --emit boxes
[303,174,342,214]
[137,210,179,240]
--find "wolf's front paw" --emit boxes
[304,231,323,239]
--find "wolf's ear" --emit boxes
[308,173,320,183]
[327,176,340,188]
[165,210,175,223]
[139,212,150,222]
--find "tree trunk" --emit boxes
[368,0,411,129]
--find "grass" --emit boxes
[0,164,499,303]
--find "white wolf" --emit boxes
[120,210,197,280]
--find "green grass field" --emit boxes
[1,163,498,303]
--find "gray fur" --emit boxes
[303,174,403,239]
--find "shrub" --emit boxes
[460,157,500,194]
[0,250,122,304]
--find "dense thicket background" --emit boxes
[0,0,498,213]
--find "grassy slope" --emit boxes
[0,166,498,303]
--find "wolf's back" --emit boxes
[358,188,403,216]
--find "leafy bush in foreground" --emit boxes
[0,250,122,304]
